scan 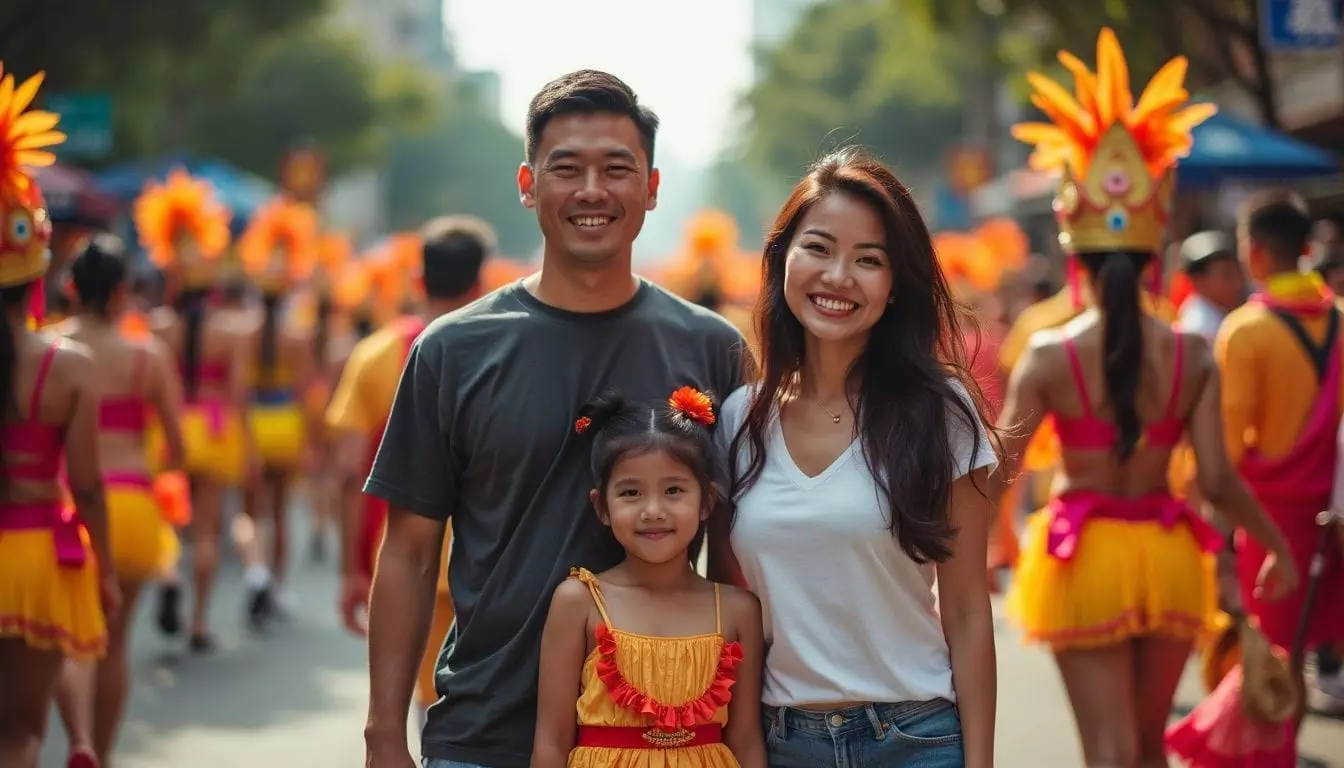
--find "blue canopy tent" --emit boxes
[1178,111,1339,188]
[95,155,278,235]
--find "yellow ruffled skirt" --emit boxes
[107,482,179,582]
[248,402,306,471]
[0,528,107,660]
[1006,505,1218,651]
[147,402,246,485]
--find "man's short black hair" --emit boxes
[525,70,660,168]
[420,215,495,300]
[1238,189,1312,268]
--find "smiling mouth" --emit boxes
[809,294,860,314]
[636,529,674,540]
[569,215,615,229]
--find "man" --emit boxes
[361,71,745,768]
[325,215,496,718]
[1218,190,1344,746]
[1177,230,1246,344]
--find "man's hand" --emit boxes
[365,736,416,768]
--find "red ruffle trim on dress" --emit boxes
[594,622,743,729]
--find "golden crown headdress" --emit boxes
[239,196,319,293]
[1012,28,1216,255]
[0,63,62,289]
[133,168,232,289]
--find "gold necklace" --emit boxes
[814,399,844,424]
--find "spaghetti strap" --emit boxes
[713,583,722,635]
[29,341,59,419]
[1164,333,1185,419]
[569,567,614,628]
[1062,338,1094,416]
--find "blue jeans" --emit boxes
[763,699,964,767]
[422,761,490,768]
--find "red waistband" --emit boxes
[1047,489,1224,561]
[104,470,152,490]
[575,724,723,749]
[0,501,86,568]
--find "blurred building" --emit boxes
[459,69,503,119]
[336,0,455,71]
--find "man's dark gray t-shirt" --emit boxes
[364,278,745,767]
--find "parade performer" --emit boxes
[996,29,1297,766]
[239,196,319,607]
[303,231,353,563]
[1218,190,1344,740]
[533,390,762,768]
[135,168,259,651]
[0,63,115,768]
[53,235,186,768]
[326,216,493,718]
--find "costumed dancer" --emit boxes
[135,168,260,651]
[1216,190,1344,747]
[52,235,187,768]
[0,63,114,768]
[994,29,1297,766]
[326,216,496,721]
[239,197,319,613]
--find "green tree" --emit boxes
[910,0,1283,127]
[385,83,540,258]
[744,0,967,185]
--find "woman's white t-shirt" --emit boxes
[718,382,996,707]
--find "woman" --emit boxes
[711,150,998,767]
[239,198,319,611]
[0,70,116,766]
[53,235,186,766]
[135,169,259,651]
[998,29,1297,766]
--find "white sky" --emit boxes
[445,0,755,169]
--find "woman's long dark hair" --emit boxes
[175,288,210,400]
[314,294,332,369]
[259,292,282,382]
[0,282,36,494]
[729,149,995,564]
[69,234,129,318]
[1077,251,1151,460]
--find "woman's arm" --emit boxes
[1185,340,1298,600]
[937,467,997,768]
[722,587,767,768]
[987,340,1052,501]
[61,347,118,617]
[531,579,590,768]
[146,339,186,471]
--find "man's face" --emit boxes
[1192,256,1247,311]
[518,112,659,269]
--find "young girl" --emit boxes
[532,387,766,768]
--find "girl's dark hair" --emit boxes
[69,233,129,317]
[577,389,719,502]
[0,281,36,495]
[259,292,282,380]
[730,149,996,564]
[1077,250,1151,461]
[175,288,210,399]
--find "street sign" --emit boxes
[45,92,113,161]
[1262,0,1343,50]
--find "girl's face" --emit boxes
[592,448,712,566]
[783,192,893,345]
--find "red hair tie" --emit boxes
[668,387,715,426]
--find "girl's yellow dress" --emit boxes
[568,568,742,768]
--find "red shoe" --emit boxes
[68,748,99,768]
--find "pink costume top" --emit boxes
[1046,334,1221,561]
[99,347,152,489]
[0,342,83,566]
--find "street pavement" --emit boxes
[40,511,1344,767]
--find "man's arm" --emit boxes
[361,337,459,759]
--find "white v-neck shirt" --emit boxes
[718,382,996,707]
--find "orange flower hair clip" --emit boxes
[668,386,715,427]
[575,416,593,435]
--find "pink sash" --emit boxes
[1046,489,1223,562]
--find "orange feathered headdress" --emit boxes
[240,196,319,293]
[133,167,232,287]
[1011,28,1216,255]
[0,62,62,289]
[332,259,372,313]
[934,217,1030,294]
